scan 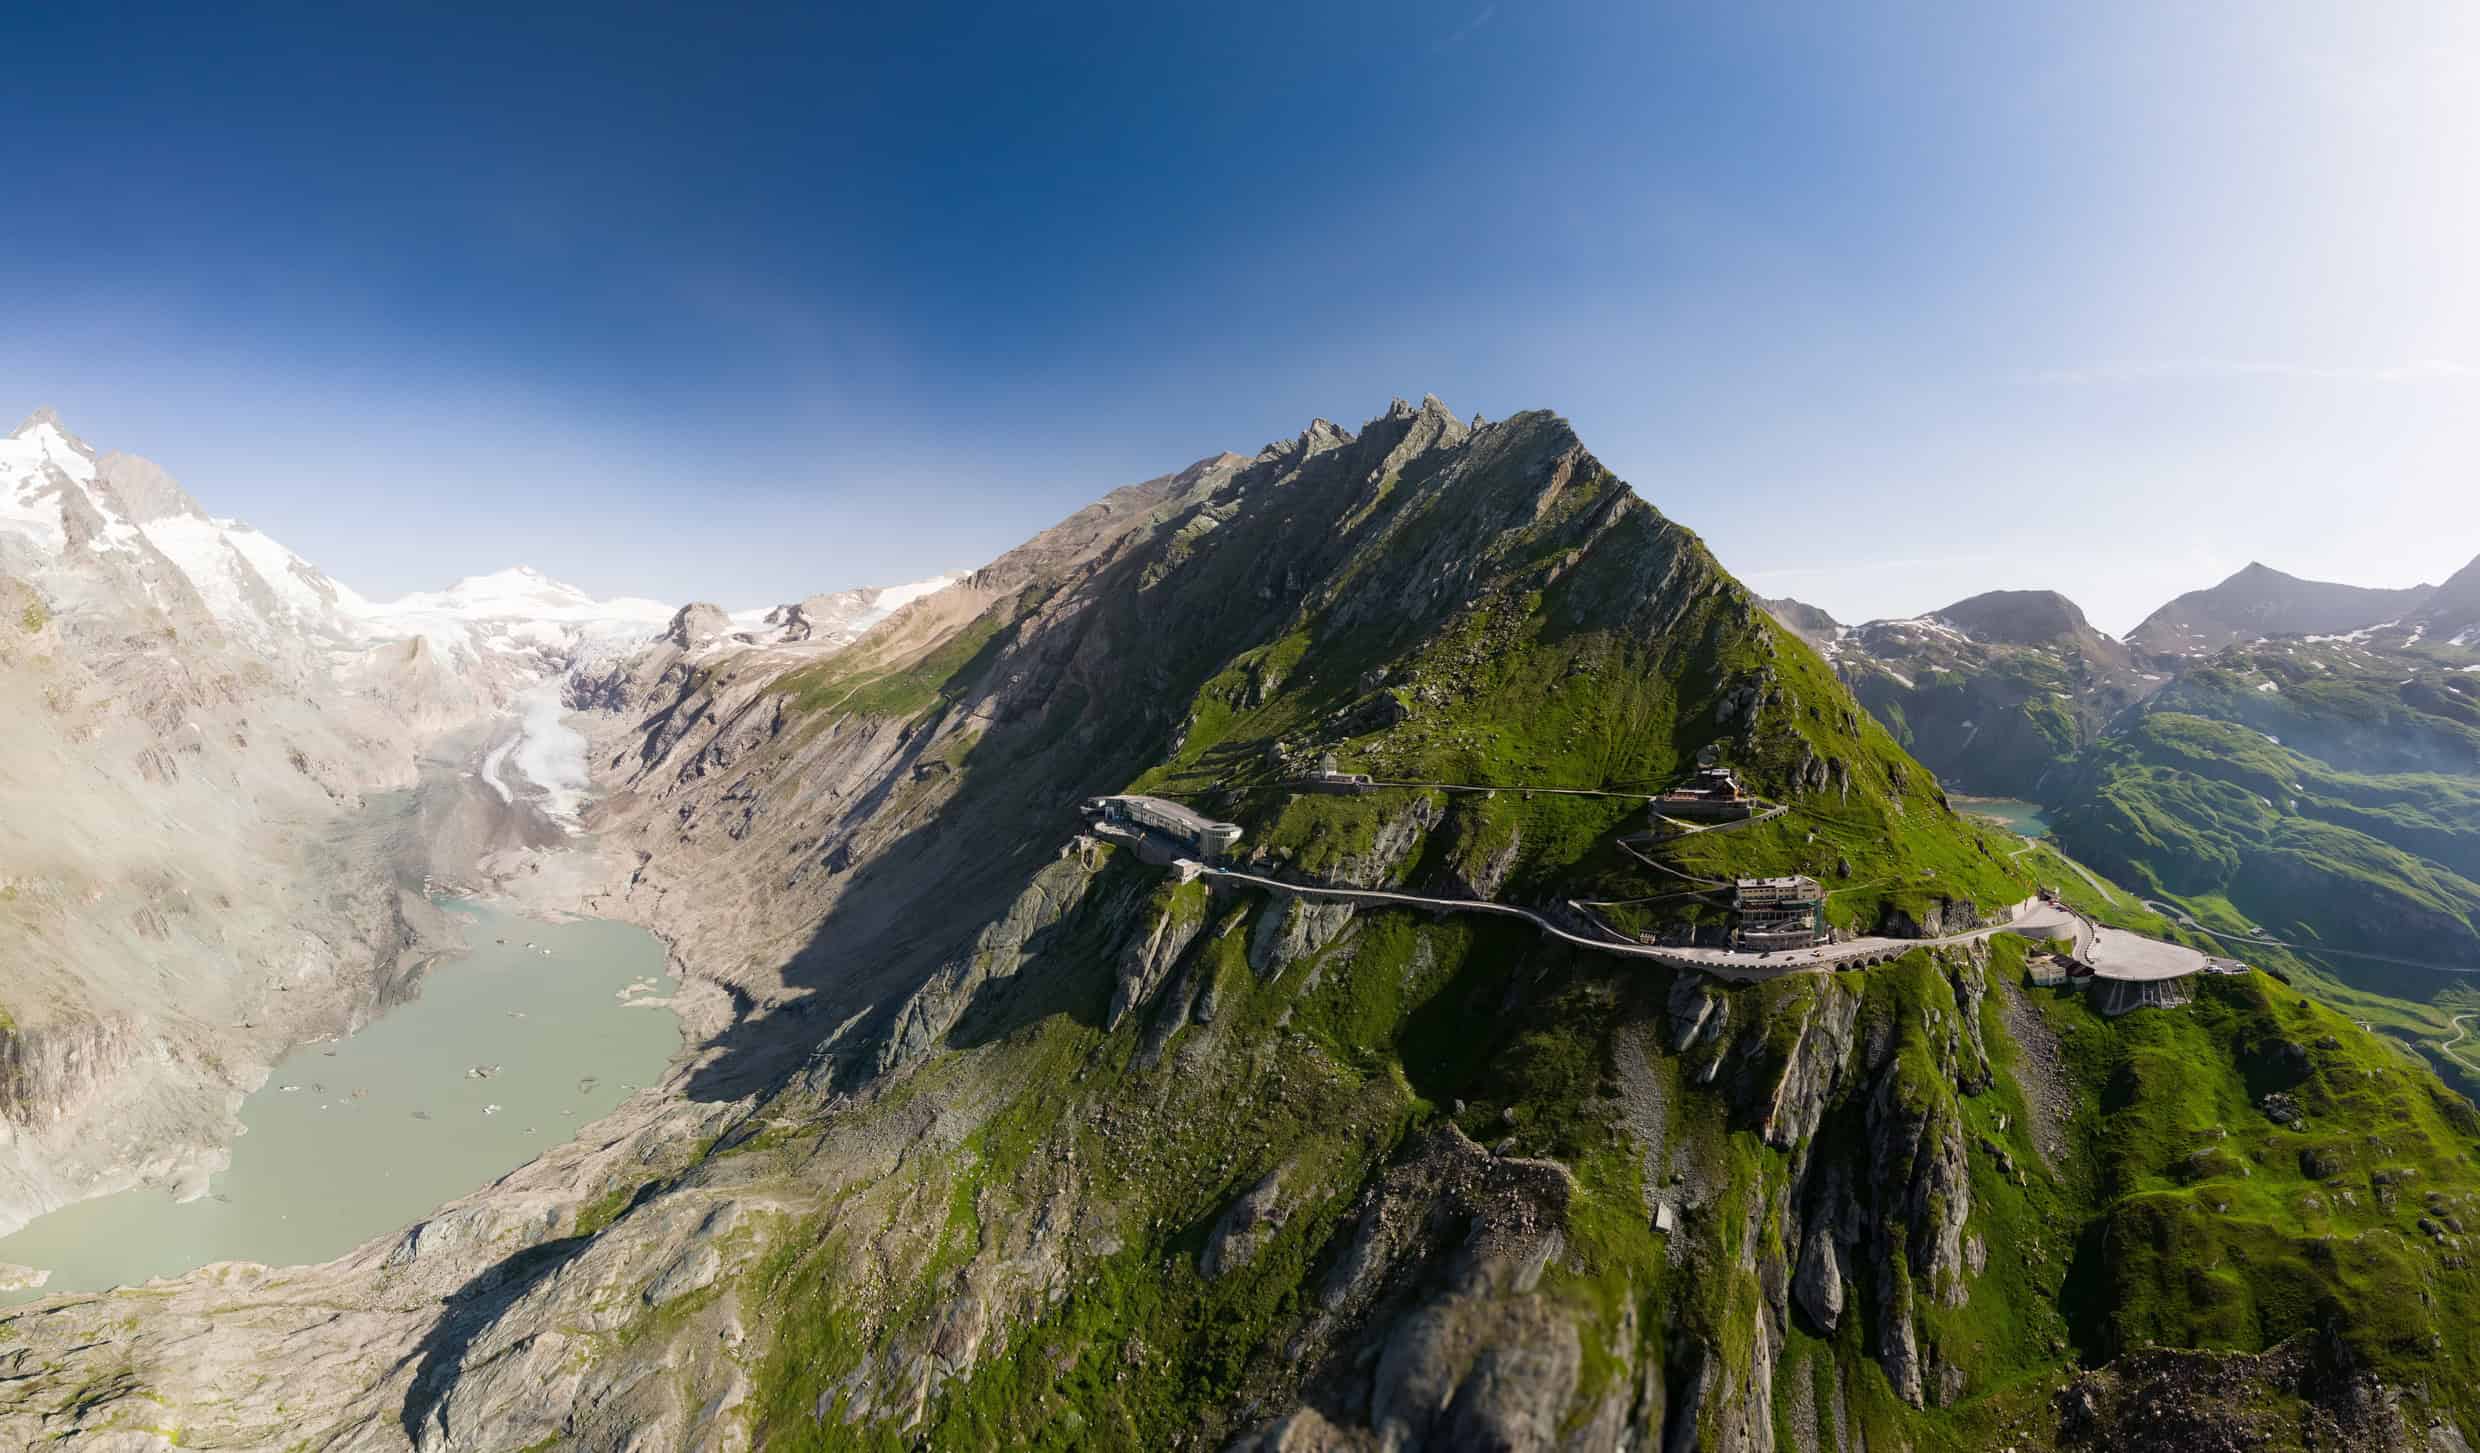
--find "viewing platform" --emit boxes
[1080,795,1244,857]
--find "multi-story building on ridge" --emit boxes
[1734,874,1826,949]
[1654,766,1755,821]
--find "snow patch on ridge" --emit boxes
[1885,615,1971,642]
[870,572,963,617]
[140,515,370,644]
[479,737,518,806]
[726,571,967,648]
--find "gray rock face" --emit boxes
[1793,1216,1846,1334]
[1228,1406,1369,1453]
[1248,893,1356,977]
[744,581,961,651]
[1201,1169,1290,1278]
[1757,978,1862,1149]
[1246,1125,1589,1453]
[2415,551,2480,642]
[876,847,1111,1078]
[666,601,732,650]
[760,598,818,641]
[1110,883,1207,1027]
[644,1243,723,1306]
[1759,596,1841,651]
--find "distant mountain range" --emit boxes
[2127,560,2446,656]
[1767,552,2480,789]
[1761,587,2163,801]
[1768,548,2480,983]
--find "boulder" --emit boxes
[1795,1231,1845,1334]
[1202,1170,1291,1278]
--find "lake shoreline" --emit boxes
[0,898,683,1304]
[1952,794,2051,838]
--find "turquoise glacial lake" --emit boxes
[1955,795,2051,838]
[0,900,679,1303]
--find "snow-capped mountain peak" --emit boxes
[365,564,670,626]
[1,410,100,551]
[5,408,97,478]
[346,565,677,686]
[3,410,375,655]
[6,411,976,719]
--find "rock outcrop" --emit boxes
[666,600,732,650]
[3,399,2475,1453]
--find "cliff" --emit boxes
[1,400,2474,1452]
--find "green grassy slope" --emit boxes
[2049,712,2480,969]
[2026,630,2480,1103]
[604,404,2480,1449]
[712,872,2480,1450]
[2049,970,2480,1406]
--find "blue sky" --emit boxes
[3,0,2473,631]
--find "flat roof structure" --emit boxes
[1088,794,1246,855]
[1101,795,1225,835]
[2084,925,2208,982]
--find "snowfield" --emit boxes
[350,565,676,674]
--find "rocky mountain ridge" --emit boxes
[1764,589,2162,799]
[3,398,2473,1451]
[2415,553,2480,645]
[2127,560,2442,657]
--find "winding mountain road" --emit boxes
[2442,1014,2478,1076]
[1647,802,1792,837]
[1615,836,1731,889]
[1350,778,1661,799]
[2052,853,2124,905]
[1189,862,2091,983]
